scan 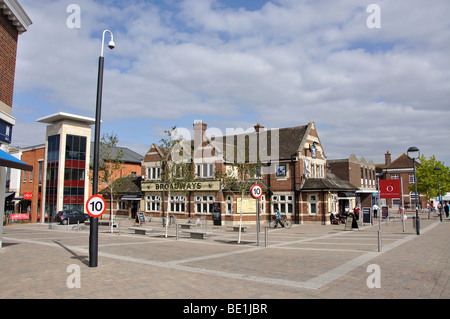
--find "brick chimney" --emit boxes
[193,120,207,139]
[193,120,207,162]
[254,123,265,133]
[385,151,391,166]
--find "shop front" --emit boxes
[141,180,222,222]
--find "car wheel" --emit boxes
[62,219,68,225]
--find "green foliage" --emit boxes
[414,155,450,200]
[159,126,195,188]
[99,132,124,186]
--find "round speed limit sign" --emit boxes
[250,184,263,199]
[86,195,106,218]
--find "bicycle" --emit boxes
[269,216,292,229]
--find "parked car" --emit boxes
[55,210,88,225]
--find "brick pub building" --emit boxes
[141,121,356,225]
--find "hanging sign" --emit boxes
[379,179,401,199]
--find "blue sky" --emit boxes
[11,0,450,165]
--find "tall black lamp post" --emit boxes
[89,30,115,268]
[434,166,443,222]
[407,146,420,235]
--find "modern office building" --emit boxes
[36,112,95,219]
[7,112,143,223]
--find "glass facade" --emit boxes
[63,134,87,212]
[45,134,60,219]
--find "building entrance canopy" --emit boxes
[0,149,32,171]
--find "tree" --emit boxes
[159,126,195,237]
[414,155,450,201]
[96,132,125,233]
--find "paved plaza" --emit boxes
[1,213,449,302]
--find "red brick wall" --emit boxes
[20,148,45,223]
[0,12,19,107]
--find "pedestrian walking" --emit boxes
[274,207,284,228]
[353,205,360,221]
[373,203,379,219]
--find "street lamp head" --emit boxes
[108,39,115,49]
[407,146,420,159]
[100,30,115,57]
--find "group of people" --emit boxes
[428,201,450,218]
[437,202,450,218]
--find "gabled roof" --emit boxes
[385,153,417,169]
[144,121,322,163]
[301,172,357,192]
[99,176,142,196]
[90,142,143,164]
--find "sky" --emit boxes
[10,0,450,166]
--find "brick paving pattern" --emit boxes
[1,213,449,300]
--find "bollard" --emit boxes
[176,223,179,240]
[264,227,268,247]
[378,230,382,252]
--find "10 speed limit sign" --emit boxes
[250,184,263,199]
[86,195,106,218]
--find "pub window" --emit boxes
[226,195,233,214]
[195,195,214,213]
[309,194,317,214]
[146,195,161,212]
[118,201,126,210]
[169,195,185,213]
[148,167,161,180]
[272,194,293,215]
[196,163,214,178]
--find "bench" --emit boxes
[182,230,212,239]
[128,227,153,235]
[178,223,195,229]
[227,225,249,232]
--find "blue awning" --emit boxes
[0,149,32,171]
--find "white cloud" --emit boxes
[11,0,450,166]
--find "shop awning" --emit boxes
[0,149,33,171]
[121,195,142,200]
[338,192,355,198]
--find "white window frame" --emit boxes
[147,167,161,180]
[196,163,214,178]
[226,195,233,214]
[195,195,215,214]
[146,195,161,212]
[169,195,186,213]
[272,194,294,215]
[309,194,317,215]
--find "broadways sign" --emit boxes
[142,180,221,192]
